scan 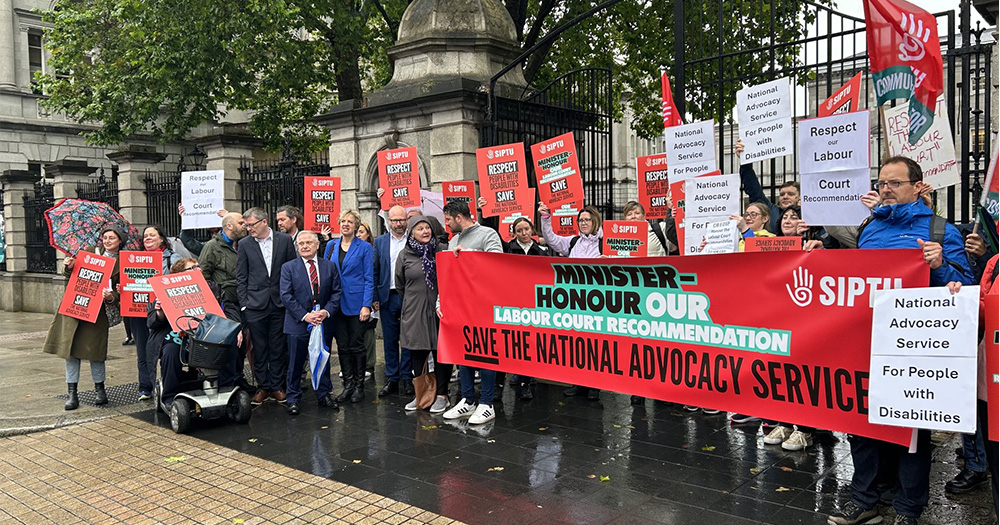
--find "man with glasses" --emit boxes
[237,207,298,405]
[373,205,414,397]
[828,156,974,525]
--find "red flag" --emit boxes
[661,72,683,129]
[864,0,943,145]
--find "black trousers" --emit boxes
[409,349,452,397]
[245,305,287,392]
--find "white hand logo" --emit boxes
[897,13,930,62]
[785,266,813,307]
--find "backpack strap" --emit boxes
[569,235,580,253]
[649,219,669,253]
[929,214,947,245]
[855,216,874,247]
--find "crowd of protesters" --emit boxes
[42,148,998,525]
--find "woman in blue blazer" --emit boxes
[323,210,375,403]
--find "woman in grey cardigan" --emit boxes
[396,215,451,413]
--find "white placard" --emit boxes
[798,110,871,174]
[682,215,729,255]
[870,286,979,358]
[868,286,980,433]
[800,169,871,226]
[664,120,717,182]
[685,173,740,219]
[883,93,960,190]
[737,78,793,163]
[180,170,225,229]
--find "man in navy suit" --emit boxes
[373,205,412,397]
[236,207,298,405]
[280,230,342,415]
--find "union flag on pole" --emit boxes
[983,132,999,222]
[864,0,943,145]
[661,72,683,129]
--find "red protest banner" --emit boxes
[986,286,999,441]
[58,251,116,323]
[532,133,585,217]
[149,270,225,332]
[437,249,929,445]
[744,237,803,252]
[443,181,477,239]
[637,154,671,219]
[818,72,863,117]
[498,188,536,242]
[119,251,162,317]
[377,147,421,210]
[477,143,528,217]
[603,221,648,257]
[304,176,341,233]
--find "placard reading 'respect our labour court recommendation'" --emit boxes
[180,170,225,229]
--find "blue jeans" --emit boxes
[66,358,105,383]
[459,365,495,406]
[381,292,411,382]
[849,432,931,518]
[962,424,989,473]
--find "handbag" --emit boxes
[179,313,242,369]
[412,355,437,410]
[104,300,122,328]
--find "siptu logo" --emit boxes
[785,266,813,307]
[485,148,494,160]
[384,151,392,161]
[897,13,929,62]
[610,223,619,234]
[644,157,652,168]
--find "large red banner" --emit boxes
[58,251,116,323]
[637,154,671,219]
[119,251,162,317]
[438,250,930,445]
[986,287,999,441]
[532,133,585,218]
[149,270,225,332]
[304,176,341,233]
[378,147,421,210]
[477,143,529,217]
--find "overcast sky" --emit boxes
[834,0,987,31]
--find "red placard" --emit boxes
[437,249,929,446]
[818,72,863,117]
[58,251,116,323]
[377,147,421,210]
[477,143,529,217]
[119,251,162,317]
[637,154,671,219]
[498,188,537,242]
[550,213,578,237]
[304,176,341,233]
[149,270,226,332]
[743,237,803,252]
[602,221,648,257]
[986,286,999,441]
[443,181,477,239]
[532,133,585,217]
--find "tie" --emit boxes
[308,259,319,302]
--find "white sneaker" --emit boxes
[442,398,474,419]
[762,425,794,445]
[404,398,418,411]
[365,371,372,379]
[781,430,813,451]
[469,404,495,425]
[429,396,450,414]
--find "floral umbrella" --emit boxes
[44,198,141,255]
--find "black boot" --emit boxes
[350,353,366,403]
[65,383,79,411]
[94,382,108,405]
[335,354,354,404]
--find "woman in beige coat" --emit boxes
[43,225,124,410]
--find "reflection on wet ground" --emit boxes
[133,381,994,524]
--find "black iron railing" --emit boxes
[24,179,56,273]
[238,150,331,220]
[75,168,120,210]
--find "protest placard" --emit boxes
[303,176,341,233]
[119,251,162,317]
[684,173,739,219]
[180,170,225,229]
[743,237,802,252]
[497,188,536,242]
[477,143,529,217]
[602,221,647,257]
[882,93,959,190]
[533,133,585,217]
[437,249,929,445]
[636,154,671,219]
[800,169,871,226]
[700,219,740,255]
[818,72,863,117]
[378,147,421,210]
[149,270,226,332]
[737,77,793,163]
[664,120,716,180]
[443,181,478,239]
[986,286,999,441]
[550,213,578,237]
[58,251,115,323]
[798,110,870,174]
[868,286,980,433]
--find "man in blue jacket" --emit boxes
[828,156,974,525]
[373,205,413,397]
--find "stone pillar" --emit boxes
[428,103,479,190]
[0,0,16,91]
[47,159,95,201]
[198,130,262,214]
[106,145,167,227]
[0,170,36,310]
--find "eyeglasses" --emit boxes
[873,180,914,190]
[389,219,408,223]
[185,264,201,271]
[743,212,762,219]
[245,219,263,228]
[578,218,594,223]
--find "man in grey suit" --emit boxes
[237,207,298,405]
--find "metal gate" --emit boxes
[76,168,120,210]
[24,179,56,273]
[238,150,331,222]
[482,67,616,218]
[143,169,184,237]
[673,0,993,224]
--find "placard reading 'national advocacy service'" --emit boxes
[684,173,739,219]
[737,77,793,163]
[180,170,225,230]
[868,286,980,433]
[664,120,716,182]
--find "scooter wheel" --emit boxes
[228,389,252,424]
[170,398,192,433]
